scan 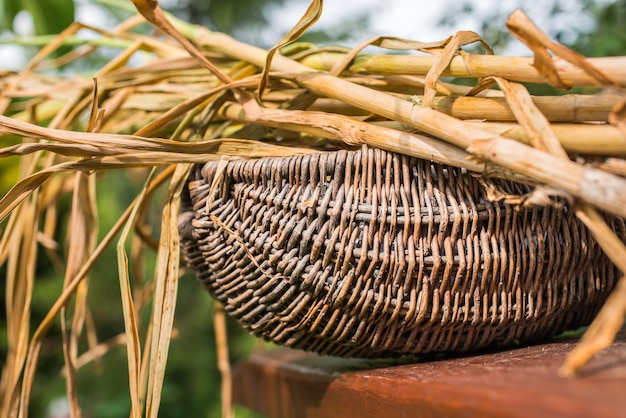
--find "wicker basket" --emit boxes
[179,146,624,357]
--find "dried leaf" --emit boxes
[129,0,232,85]
[561,203,626,376]
[329,35,455,76]
[258,0,323,98]
[2,201,38,418]
[423,31,492,107]
[493,77,568,158]
[61,171,97,418]
[144,163,188,418]
[13,168,173,418]
[116,169,156,418]
[507,9,619,89]
[609,98,626,138]
[214,303,232,418]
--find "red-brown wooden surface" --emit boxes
[233,330,626,418]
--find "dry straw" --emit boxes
[1,0,626,416]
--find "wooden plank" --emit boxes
[232,330,626,418]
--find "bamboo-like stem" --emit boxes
[295,77,626,217]
[195,29,626,219]
[299,52,626,87]
[468,122,626,155]
[308,94,618,122]
[370,121,626,155]
[429,94,617,122]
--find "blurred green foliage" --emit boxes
[573,0,626,57]
[171,0,288,36]
[0,142,19,196]
[1,167,265,417]
[1,1,625,417]
[438,0,626,56]
[0,0,74,34]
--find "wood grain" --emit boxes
[233,329,626,418]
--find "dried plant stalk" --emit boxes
[309,94,619,122]
[144,163,188,418]
[467,122,626,154]
[195,30,626,219]
[116,169,155,418]
[214,303,232,418]
[301,53,626,87]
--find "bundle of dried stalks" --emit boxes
[0,0,625,416]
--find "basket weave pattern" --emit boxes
[180,146,622,357]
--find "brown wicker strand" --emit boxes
[180,146,622,357]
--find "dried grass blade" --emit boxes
[0,156,108,224]
[561,274,626,375]
[129,0,233,85]
[506,9,620,88]
[609,98,626,137]
[85,79,101,132]
[223,105,481,171]
[1,114,306,155]
[0,140,315,216]
[61,172,97,418]
[144,163,189,418]
[330,35,453,76]
[73,334,127,371]
[1,142,113,157]
[259,0,323,98]
[138,320,154,413]
[0,200,38,418]
[561,204,626,376]
[214,303,232,418]
[133,77,260,137]
[0,168,59,223]
[14,168,173,418]
[83,308,103,374]
[0,22,86,114]
[116,169,156,418]
[423,31,491,107]
[493,77,567,158]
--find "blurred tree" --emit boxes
[437,0,626,55]
[169,0,371,46]
[0,0,74,35]
[168,0,289,40]
[573,0,626,56]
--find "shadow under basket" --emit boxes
[179,146,624,357]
